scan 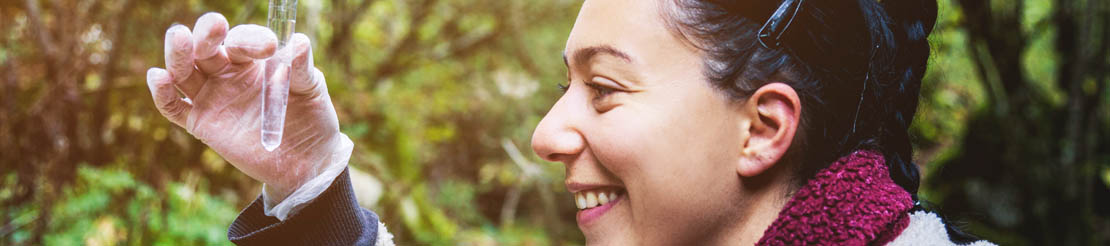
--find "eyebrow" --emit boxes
[563,45,633,68]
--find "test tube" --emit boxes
[261,0,297,151]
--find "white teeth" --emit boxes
[586,192,598,208]
[581,191,590,209]
[574,189,621,210]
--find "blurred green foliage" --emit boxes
[0,0,1108,245]
[39,164,236,245]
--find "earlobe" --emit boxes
[736,82,801,177]
[737,146,774,177]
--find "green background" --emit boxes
[1,0,1108,245]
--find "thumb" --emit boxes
[288,33,326,97]
[147,68,192,127]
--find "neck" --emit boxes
[709,165,794,246]
[734,184,791,246]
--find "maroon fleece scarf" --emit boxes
[756,150,914,246]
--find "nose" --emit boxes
[531,92,586,163]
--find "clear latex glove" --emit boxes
[145,13,352,219]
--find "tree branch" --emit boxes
[23,0,59,61]
[326,0,379,72]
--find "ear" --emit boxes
[736,82,801,177]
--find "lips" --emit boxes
[571,187,625,225]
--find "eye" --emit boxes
[557,82,570,92]
[586,82,616,97]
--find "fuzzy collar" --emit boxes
[756,150,914,245]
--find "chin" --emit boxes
[578,196,637,245]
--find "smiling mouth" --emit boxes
[574,189,623,210]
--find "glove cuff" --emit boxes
[262,133,355,220]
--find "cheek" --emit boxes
[588,92,743,241]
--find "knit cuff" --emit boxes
[229,168,379,245]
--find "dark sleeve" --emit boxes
[228,168,380,246]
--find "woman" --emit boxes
[530,0,994,245]
[147,0,993,245]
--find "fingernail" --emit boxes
[168,24,189,36]
[166,24,193,54]
[147,68,168,82]
[146,68,169,91]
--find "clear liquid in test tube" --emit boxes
[261,0,297,151]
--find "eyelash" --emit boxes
[556,78,620,99]
[559,80,621,98]
[586,82,616,97]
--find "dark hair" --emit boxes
[663,0,978,243]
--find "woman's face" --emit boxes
[531,0,755,244]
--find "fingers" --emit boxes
[226,24,277,64]
[289,33,325,97]
[164,24,206,98]
[147,68,192,127]
[165,25,195,82]
[193,12,230,74]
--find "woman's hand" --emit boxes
[146,13,353,203]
